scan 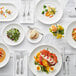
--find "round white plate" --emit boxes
[0,43,10,68]
[0,3,18,22]
[29,44,62,76]
[2,23,25,46]
[36,0,63,24]
[27,27,43,43]
[66,21,76,48]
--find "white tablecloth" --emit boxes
[0,0,76,76]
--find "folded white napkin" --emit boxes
[14,50,28,76]
[20,0,35,24]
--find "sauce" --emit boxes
[0,48,6,62]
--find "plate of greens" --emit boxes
[2,23,25,46]
[36,0,63,24]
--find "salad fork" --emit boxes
[21,0,26,17]
[23,6,26,17]
[16,54,20,74]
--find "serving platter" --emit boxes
[36,0,63,24]
[29,44,62,76]
[0,3,18,21]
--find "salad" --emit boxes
[0,7,11,18]
[34,49,58,73]
[72,28,76,41]
[42,5,56,18]
[49,24,64,39]
[7,28,20,42]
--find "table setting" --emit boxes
[0,0,76,76]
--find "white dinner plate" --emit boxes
[27,27,43,43]
[2,23,25,46]
[66,21,76,48]
[29,44,62,76]
[0,3,18,21]
[36,0,63,24]
[0,43,10,68]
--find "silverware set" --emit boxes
[16,51,25,75]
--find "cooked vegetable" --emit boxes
[34,49,57,73]
[42,11,45,14]
[0,7,11,17]
[45,9,48,12]
[43,5,47,8]
[7,28,20,41]
[41,5,56,18]
[72,28,76,41]
[49,24,64,39]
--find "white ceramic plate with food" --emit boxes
[0,3,18,21]
[36,0,63,24]
[2,23,25,46]
[66,21,76,48]
[0,43,10,68]
[29,44,62,76]
[27,27,43,43]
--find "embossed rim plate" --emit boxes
[29,44,62,76]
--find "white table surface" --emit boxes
[0,0,76,76]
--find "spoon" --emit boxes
[27,26,44,35]
[66,56,70,75]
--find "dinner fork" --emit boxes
[23,6,26,17]
[16,54,20,74]
[21,0,26,17]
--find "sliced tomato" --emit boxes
[39,55,43,65]
[49,15,53,18]
[52,54,57,63]
[73,28,76,31]
[40,49,58,64]
[0,51,2,54]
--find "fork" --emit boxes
[27,0,30,16]
[21,0,26,17]
[23,6,26,17]
[16,54,20,74]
